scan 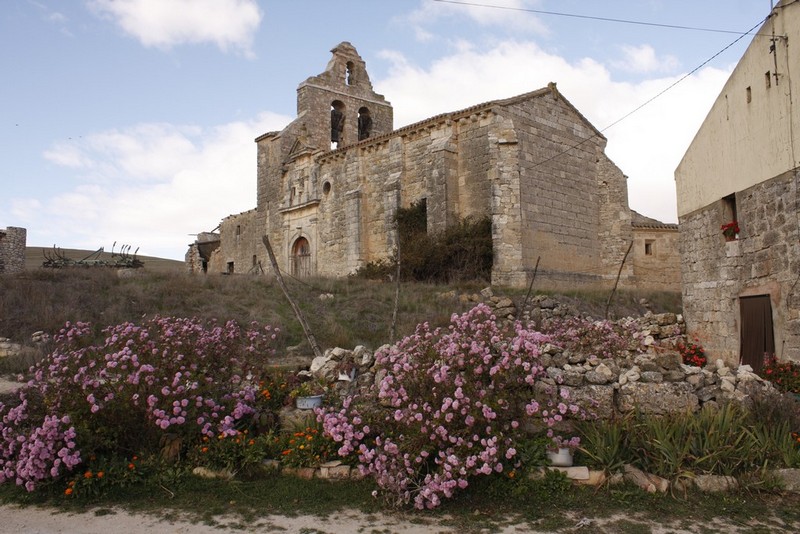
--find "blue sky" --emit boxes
[1,0,773,260]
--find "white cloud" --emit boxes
[612,44,680,73]
[87,0,262,56]
[376,40,731,224]
[28,112,290,259]
[405,0,548,41]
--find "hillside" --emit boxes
[25,246,185,273]
[0,260,682,361]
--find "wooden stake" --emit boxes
[605,240,633,320]
[261,235,323,360]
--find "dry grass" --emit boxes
[1,254,682,362]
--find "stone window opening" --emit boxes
[227,261,234,274]
[746,86,752,103]
[358,107,372,141]
[322,181,331,195]
[331,100,346,148]
[345,61,354,86]
[644,240,654,256]
[765,71,772,89]
[721,193,739,241]
[290,186,297,206]
[291,237,312,277]
[235,224,241,244]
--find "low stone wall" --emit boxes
[307,307,776,419]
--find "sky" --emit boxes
[1,0,776,260]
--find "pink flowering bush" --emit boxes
[0,316,279,491]
[538,315,641,359]
[321,304,585,509]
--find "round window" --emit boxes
[322,181,331,195]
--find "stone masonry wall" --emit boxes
[632,226,680,292]
[0,226,26,274]
[680,169,800,365]
[213,209,261,274]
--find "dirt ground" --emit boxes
[2,503,798,534]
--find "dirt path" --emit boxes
[2,503,797,534]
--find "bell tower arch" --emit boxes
[295,42,393,150]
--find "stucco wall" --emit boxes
[675,0,800,216]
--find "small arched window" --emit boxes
[330,100,346,148]
[345,61,354,85]
[358,107,372,141]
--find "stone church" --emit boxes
[187,42,678,291]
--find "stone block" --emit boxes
[694,474,737,493]
[617,382,699,415]
[775,468,800,492]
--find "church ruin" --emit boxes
[187,42,677,290]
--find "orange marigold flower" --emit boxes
[64,488,73,496]
[282,450,292,455]
[97,471,104,479]
[201,447,209,453]
[128,463,135,470]
[248,439,255,446]
[84,471,93,479]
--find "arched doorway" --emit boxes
[292,237,312,277]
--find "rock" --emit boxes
[585,369,611,385]
[282,467,316,479]
[663,370,686,382]
[640,371,663,383]
[623,464,668,493]
[480,287,494,299]
[575,470,607,486]
[329,347,348,361]
[192,466,233,480]
[618,382,699,415]
[495,297,514,309]
[686,374,704,388]
[652,352,682,370]
[318,293,334,301]
[694,474,737,492]
[564,385,614,419]
[310,356,330,374]
[775,468,800,492]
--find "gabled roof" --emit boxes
[323,82,605,156]
[631,210,678,230]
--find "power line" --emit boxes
[530,16,769,171]
[432,0,770,36]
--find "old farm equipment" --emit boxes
[42,242,144,269]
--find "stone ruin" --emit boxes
[0,226,26,274]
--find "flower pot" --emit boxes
[547,447,574,467]
[295,394,324,410]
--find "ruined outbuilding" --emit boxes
[188,42,677,290]
[0,227,26,274]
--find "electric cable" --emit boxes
[432,0,771,36]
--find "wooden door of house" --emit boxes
[739,295,775,373]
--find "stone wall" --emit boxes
[0,226,26,274]
[191,43,680,293]
[309,309,776,420]
[631,225,680,292]
[680,169,800,365]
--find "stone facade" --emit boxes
[630,212,680,292]
[0,226,26,274]
[675,1,800,367]
[679,171,800,365]
[190,42,676,290]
